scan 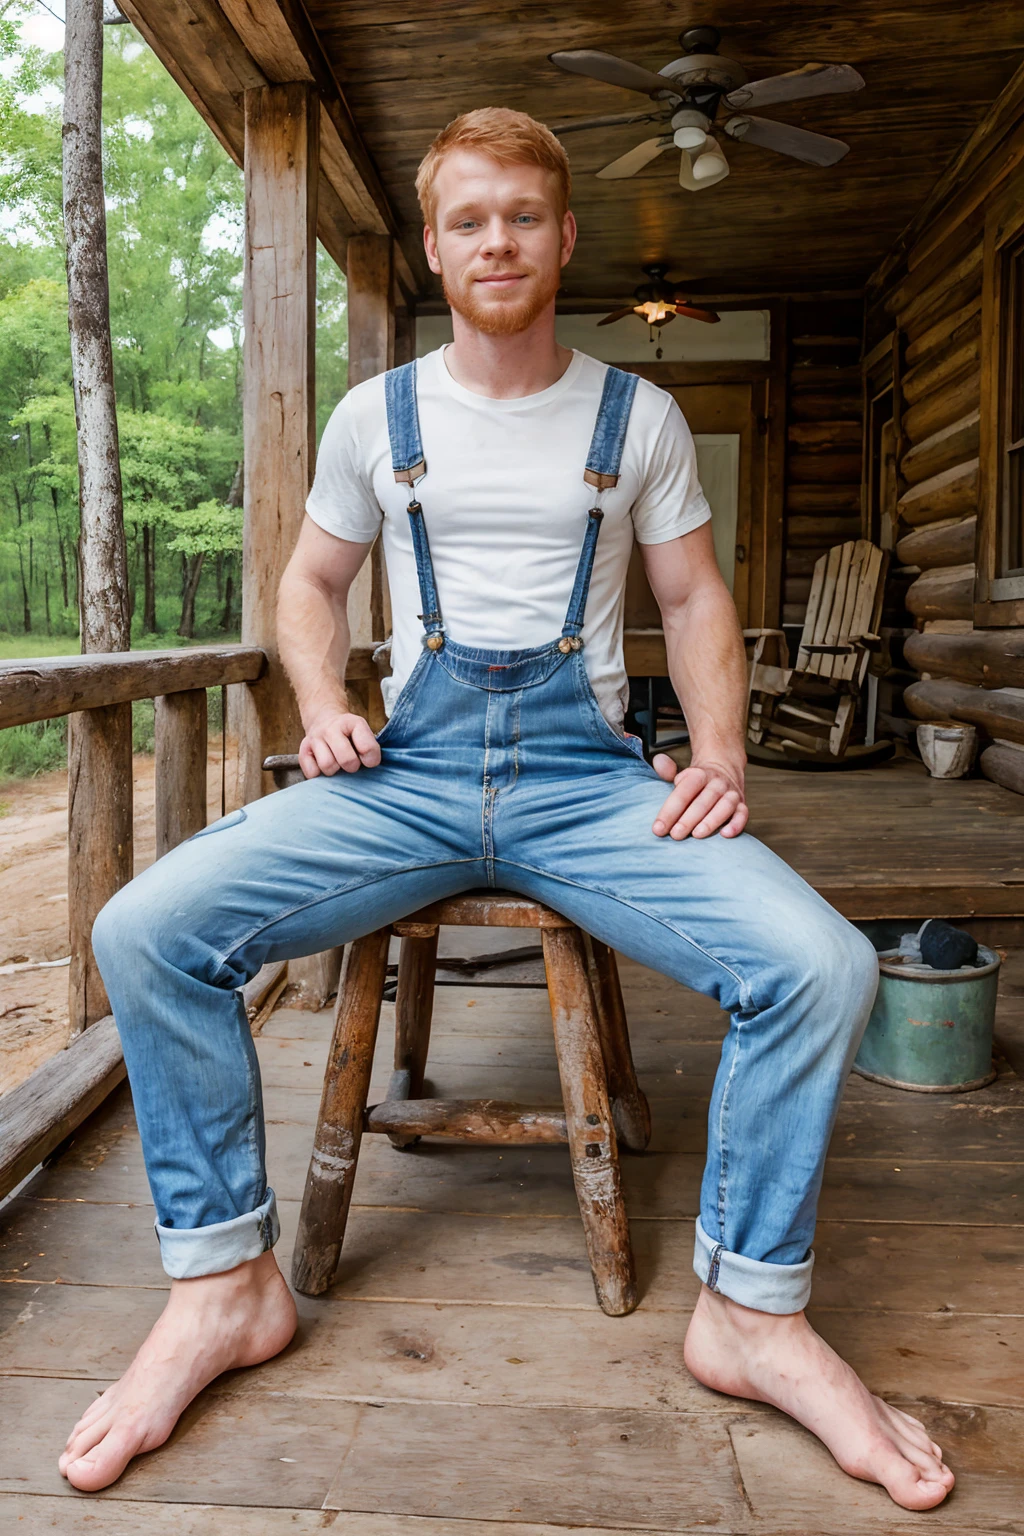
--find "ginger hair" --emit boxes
[415,107,571,228]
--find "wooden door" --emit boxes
[624,383,762,631]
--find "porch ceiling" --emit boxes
[305,0,1024,299]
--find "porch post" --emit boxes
[345,233,395,719]
[236,81,319,806]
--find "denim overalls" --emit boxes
[94,360,878,1310]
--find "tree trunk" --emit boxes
[44,570,51,633]
[142,523,157,632]
[64,0,133,1036]
[43,424,70,611]
[64,0,129,655]
[220,565,235,631]
[18,547,31,634]
[177,552,205,638]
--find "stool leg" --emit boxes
[387,929,439,1148]
[542,926,638,1317]
[589,938,651,1153]
[292,927,390,1296]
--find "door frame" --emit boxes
[624,310,786,631]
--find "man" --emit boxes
[59,107,954,1510]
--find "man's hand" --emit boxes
[651,753,748,841]
[299,708,382,778]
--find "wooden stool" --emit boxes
[291,890,651,1316]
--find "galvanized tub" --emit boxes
[853,945,1000,1093]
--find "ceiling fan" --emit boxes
[598,266,718,357]
[549,25,864,191]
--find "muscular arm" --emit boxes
[641,521,749,840]
[277,515,382,778]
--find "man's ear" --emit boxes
[560,209,577,270]
[424,225,442,276]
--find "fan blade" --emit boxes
[671,300,721,324]
[725,62,864,111]
[596,136,673,180]
[550,49,681,99]
[550,109,665,136]
[724,114,849,167]
[597,306,640,327]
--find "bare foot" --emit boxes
[684,1285,955,1511]
[59,1250,297,1492]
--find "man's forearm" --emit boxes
[278,569,352,728]
[662,585,748,768]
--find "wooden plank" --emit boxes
[0,645,264,730]
[803,543,843,677]
[786,513,861,545]
[154,687,207,857]
[902,409,981,487]
[0,1373,361,1508]
[623,628,669,677]
[366,1098,568,1143]
[786,484,862,515]
[904,296,982,368]
[982,743,1024,797]
[325,1401,747,1529]
[896,516,977,571]
[904,627,1024,688]
[905,678,1024,745]
[897,458,979,527]
[347,232,394,388]
[0,1500,346,1535]
[235,82,318,807]
[731,1411,1024,1533]
[787,452,862,484]
[903,369,980,446]
[787,421,862,450]
[905,563,976,622]
[886,239,982,327]
[0,1015,124,1203]
[67,703,132,1035]
[902,331,981,407]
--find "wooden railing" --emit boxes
[0,642,378,1202]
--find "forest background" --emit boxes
[0,0,347,770]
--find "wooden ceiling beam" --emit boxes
[218,0,425,296]
[117,0,425,295]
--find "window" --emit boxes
[1001,233,1024,577]
[976,170,1024,622]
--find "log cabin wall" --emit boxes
[865,63,1024,789]
[783,297,865,629]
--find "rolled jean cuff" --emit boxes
[693,1217,813,1314]
[155,1188,280,1280]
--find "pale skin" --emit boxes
[59,148,953,1510]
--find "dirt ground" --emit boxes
[0,750,228,1096]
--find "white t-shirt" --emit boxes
[306,347,711,728]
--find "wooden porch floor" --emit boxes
[1,755,1023,1532]
[747,754,1024,922]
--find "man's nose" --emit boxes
[478,218,516,258]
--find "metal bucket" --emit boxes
[853,945,1000,1092]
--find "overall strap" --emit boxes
[385,361,426,485]
[384,361,444,649]
[560,367,639,651]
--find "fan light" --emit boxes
[635,299,672,323]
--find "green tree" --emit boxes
[0,8,347,646]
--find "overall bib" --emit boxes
[94,361,878,1309]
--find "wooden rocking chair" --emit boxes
[746,539,888,759]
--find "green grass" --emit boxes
[0,718,69,779]
[0,628,239,661]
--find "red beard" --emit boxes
[442,262,561,335]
